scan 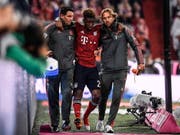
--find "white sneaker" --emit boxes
[84,125,90,131]
[83,115,90,131]
[105,125,114,133]
[96,120,104,132]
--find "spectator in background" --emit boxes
[31,0,44,20]
[51,0,61,19]
[131,0,144,25]
[44,6,75,132]
[134,18,151,64]
[71,3,83,22]
[42,0,54,20]
[171,11,180,70]
[9,0,31,14]
[0,1,19,33]
[131,10,141,26]
[96,8,144,133]
[109,0,121,12]
[100,0,114,9]
[31,0,63,21]
[70,0,88,22]
[87,0,102,18]
[0,0,47,77]
[117,0,132,25]
[131,0,144,18]
[172,0,180,19]
[0,21,48,77]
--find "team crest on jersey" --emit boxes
[81,30,84,34]
[93,31,97,36]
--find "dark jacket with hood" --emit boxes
[45,19,75,71]
[100,21,144,73]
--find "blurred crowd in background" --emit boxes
[1,0,180,75]
[30,0,151,63]
[30,0,154,74]
[171,0,180,74]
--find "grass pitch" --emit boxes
[31,101,160,135]
[31,100,180,135]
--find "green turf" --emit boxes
[31,101,180,135]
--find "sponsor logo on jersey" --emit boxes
[80,35,88,45]
[93,31,97,36]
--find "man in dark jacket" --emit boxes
[96,8,145,133]
[44,6,75,132]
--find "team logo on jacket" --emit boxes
[69,30,74,40]
[114,35,118,40]
[69,30,74,35]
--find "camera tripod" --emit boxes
[127,106,155,127]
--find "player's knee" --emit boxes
[73,98,81,104]
[73,89,83,99]
[92,89,101,97]
[92,89,101,104]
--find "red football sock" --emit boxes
[84,101,97,118]
[73,103,81,118]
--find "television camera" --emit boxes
[127,90,164,126]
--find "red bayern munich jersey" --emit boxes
[75,22,101,68]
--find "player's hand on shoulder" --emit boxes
[55,17,63,31]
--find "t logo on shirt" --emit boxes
[81,35,88,45]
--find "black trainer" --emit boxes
[74,118,82,130]
[51,126,60,132]
[62,121,71,131]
